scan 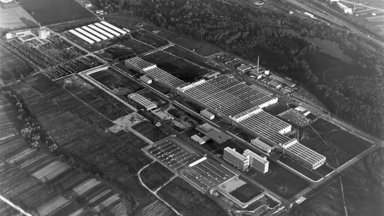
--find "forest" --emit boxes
[90,0,384,138]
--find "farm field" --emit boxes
[142,51,209,82]
[6,75,155,205]
[19,0,94,25]
[158,177,227,216]
[0,5,37,30]
[140,162,174,191]
[0,46,34,85]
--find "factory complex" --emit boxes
[125,57,327,170]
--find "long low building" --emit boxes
[283,141,326,169]
[128,93,157,111]
[125,57,186,89]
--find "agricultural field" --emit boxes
[300,118,372,167]
[19,0,94,25]
[248,161,310,199]
[59,74,134,121]
[131,30,168,48]
[89,68,143,95]
[142,51,210,82]
[0,46,34,85]
[132,121,169,142]
[158,177,227,216]
[0,5,37,31]
[6,75,161,210]
[140,162,174,191]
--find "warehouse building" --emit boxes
[243,149,269,173]
[174,75,326,168]
[140,75,152,84]
[223,147,249,171]
[200,109,215,120]
[251,138,272,154]
[125,57,186,89]
[125,57,157,72]
[282,140,326,169]
[128,93,157,111]
[196,123,232,144]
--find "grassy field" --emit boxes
[248,161,310,199]
[140,162,174,191]
[301,118,372,167]
[142,51,209,82]
[132,30,168,48]
[229,182,263,203]
[0,46,34,85]
[132,121,169,142]
[158,177,227,216]
[20,0,94,25]
[0,6,37,31]
[89,68,143,95]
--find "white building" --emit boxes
[200,109,215,120]
[251,138,272,154]
[38,29,50,40]
[243,149,269,173]
[223,147,249,171]
[128,93,157,111]
[140,75,152,84]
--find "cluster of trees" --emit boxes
[91,0,384,138]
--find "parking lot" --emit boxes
[181,159,235,192]
[143,137,236,192]
[144,137,200,172]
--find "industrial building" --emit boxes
[243,149,269,173]
[177,75,277,118]
[68,22,126,44]
[251,138,272,154]
[196,123,232,144]
[125,57,157,72]
[140,75,152,84]
[191,134,209,145]
[223,147,250,171]
[125,57,186,89]
[95,22,120,36]
[174,75,326,169]
[282,140,326,169]
[88,24,114,39]
[200,109,215,120]
[224,148,269,173]
[127,93,157,111]
[69,29,94,44]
